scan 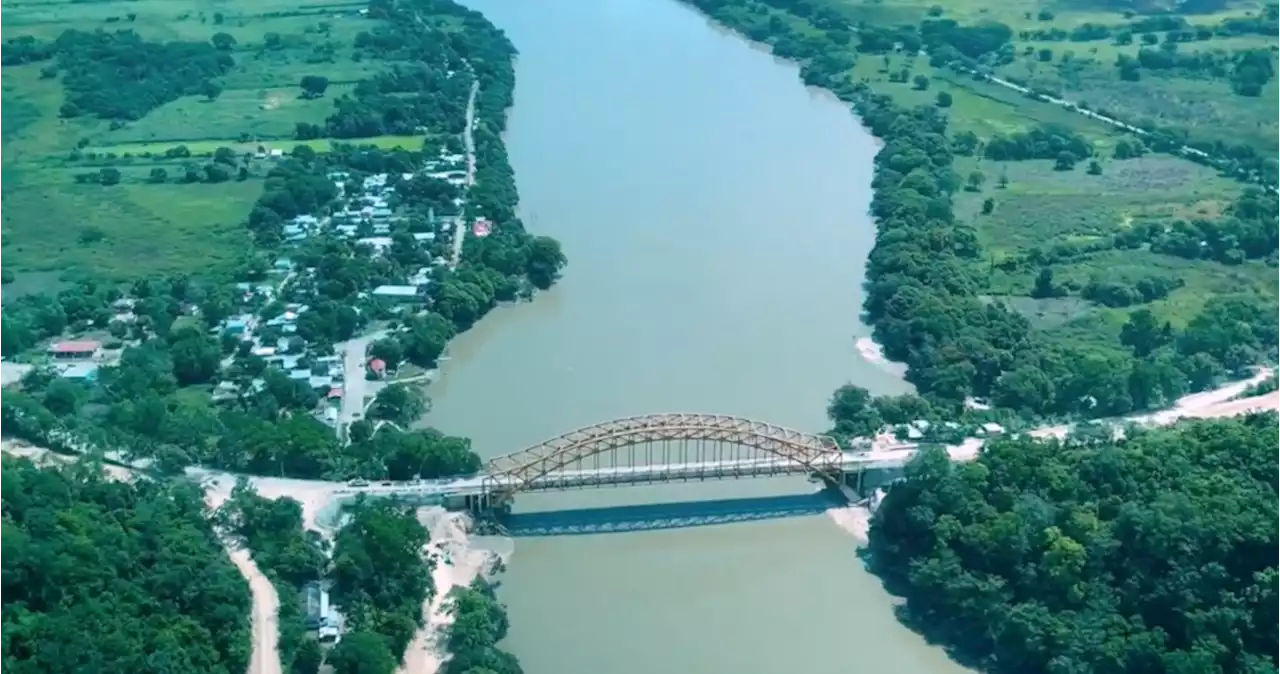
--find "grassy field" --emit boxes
[828,0,1279,152]
[1,0,417,284]
[953,155,1274,335]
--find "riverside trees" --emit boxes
[867,414,1279,674]
[330,498,432,672]
[681,0,1276,421]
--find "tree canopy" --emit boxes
[867,414,1278,674]
[1,458,252,673]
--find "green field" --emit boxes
[1,0,419,284]
[830,0,1280,152]
[954,154,1274,335]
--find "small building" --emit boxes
[980,422,1005,436]
[59,362,100,380]
[368,358,387,379]
[301,581,343,641]
[372,285,424,301]
[48,340,101,361]
[222,318,250,336]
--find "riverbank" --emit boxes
[677,0,1278,422]
[398,508,512,674]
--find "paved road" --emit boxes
[336,330,389,431]
[450,78,480,269]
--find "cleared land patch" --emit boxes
[957,155,1274,336]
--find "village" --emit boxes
[11,138,493,443]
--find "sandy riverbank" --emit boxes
[398,507,511,674]
[824,367,1278,542]
[854,336,908,378]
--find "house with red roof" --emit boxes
[367,358,387,379]
[48,340,102,361]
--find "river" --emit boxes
[421,0,965,672]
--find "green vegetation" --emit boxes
[329,498,431,669]
[444,581,523,674]
[0,0,564,485]
[867,414,1278,674]
[0,0,555,285]
[1,457,253,673]
[216,481,328,674]
[683,0,1277,421]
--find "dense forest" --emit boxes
[868,414,1278,674]
[1,29,234,120]
[1,458,253,673]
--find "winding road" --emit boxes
[450,78,480,270]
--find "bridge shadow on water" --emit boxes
[500,489,847,537]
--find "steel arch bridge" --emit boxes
[476,413,847,504]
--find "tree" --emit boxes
[291,639,323,674]
[370,384,426,426]
[981,197,995,214]
[1086,160,1102,175]
[300,75,330,99]
[964,170,985,192]
[912,74,930,90]
[327,630,396,674]
[1121,308,1172,357]
[525,236,566,289]
[935,91,952,108]
[205,163,232,183]
[369,338,404,367]
[1031,267,1058,298]
[98,167,122,186]
[169,327,223,385]
[400,313,455,368]
[148,167,168,183]
[1053,151,1077,171]
[200,80,223,101]
[826,384,882,437]
[211,32,237,50]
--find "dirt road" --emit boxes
[227,547,284,674]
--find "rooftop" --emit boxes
[371,285,421,297]
[49,340,101,354]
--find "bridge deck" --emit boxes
[334,443,939,499]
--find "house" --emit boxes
[302,582,338,633]
[222,317,251,336]
[372,285,424,301]
[412,232,436,242]
[48,340,101,361]
[58,362,99,380]
[356,237,394,255]
[368,358,387,379]
[213,381,240,401]
[980,422,1005,436]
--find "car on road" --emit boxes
[348,479,369,487]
